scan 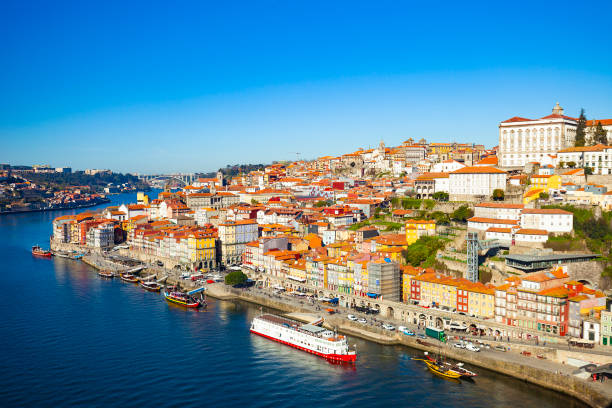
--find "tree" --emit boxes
[451,205,474,222]
[574,108,587,147]
[584,166,593,182]
[225,270,248,286]
[567,161,576,168]
[251,199,260,205]
[492,189,505,201]
[539,192,550,201]
[432,191,449,201]
[593,121,608,145]
[314,200,328,208]
[558,161,565,169]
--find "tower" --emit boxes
[552,102,564,116]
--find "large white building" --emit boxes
[499,103,578,168]
[519,208,573,234]
[448,166,507,201]
[499,103,612,168]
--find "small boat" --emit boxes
[120,273,139,283]
[98,270,114,278]
[54,252,70,259]
[164,289,202,308]
[140,281,162,292]
[413,358,462,380]
[425,354,477,378]
[32,246,52,257]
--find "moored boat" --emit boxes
[32,245,52,257]
[98,270,114,278]
[163,289,201,308]
[413,358,462,380]
[119,273,139,283]
[425,354,477,378]
[140,281,162,292]
[250,314,356,363]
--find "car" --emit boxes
[417,334,427,339]
[347,314,358,321]
[466,343,480,352]
[453,342,465,349]
[494,345,507,352]
[398,326,415,336]
[357,317,367,324]
[382,323,395,331]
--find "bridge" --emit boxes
[138,173,196,186]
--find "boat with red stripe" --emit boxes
[250,314,356,363]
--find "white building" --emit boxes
[448,166,507,201]
[519,209,573,233]
[86,222,114,249]
[431,159,465,173]
[499,103,578,168]
[474,203,524,220]
[558,145,612,175]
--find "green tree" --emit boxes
[314,200,329,208]
[225,270,248,286]
[432,191,449,201]
[539,192,550,201]
[451,205,473,222]
[492,189,505,201]
[592,121,608,145]
[251,199,260,205]
[575,108,587,147]
[558,161,565,169]
[567,161,576,168]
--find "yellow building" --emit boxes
[530,174,561,191]
[187,231,216,270]
[405,219,436,245]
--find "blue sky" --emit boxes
[1,1,612,174]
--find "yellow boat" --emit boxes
[413,358,462,380]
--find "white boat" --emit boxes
[250,314,356,363]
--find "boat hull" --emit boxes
[164,293,201,308]
[250,328,356,363]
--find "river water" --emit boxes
[0,192,586,407]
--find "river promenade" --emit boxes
[72,250,612,408]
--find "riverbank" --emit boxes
[74,253,611,408]
[0,198,111,215]
[203,284,612,408]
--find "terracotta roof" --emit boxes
[521,208,572,215]
[501,116,532,123]
[476,156,498,165]
[450,166,506,174]
[515,228,548,236]
[586,119,612,126]
[558,144,610,153]
[486,227,512,233]
[476,202,524,209]
[468,217,518,225]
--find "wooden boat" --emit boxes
[140,281,162,292]
[164,289,202,308]
[425,354,477,377]
[98,270,114,278]
[119,273,139,283]
[32,245,52,257]
[413,358,462,380]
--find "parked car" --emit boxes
[453,342,465,349]
[494,345,507,352]
[347,314,358,321]
[398,326,415,336]
[417,334,427,339]
[357,317,367,324]
[382,323,396,331]
[466,343,481,352]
